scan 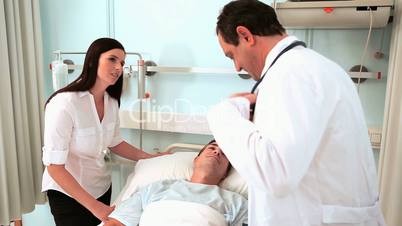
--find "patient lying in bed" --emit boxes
[104,140,248,226]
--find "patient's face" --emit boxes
[194,142,230,179]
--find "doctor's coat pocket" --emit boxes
[71,127,98,154]
[104,122,116,146]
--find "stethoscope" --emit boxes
[249,41,306,117]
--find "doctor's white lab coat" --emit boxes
[208,36,385,226]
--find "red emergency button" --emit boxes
[323,7,334,13]
[377,72,382,80]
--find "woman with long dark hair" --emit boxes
[41,38,167,226]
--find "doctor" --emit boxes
[207,0,386,226]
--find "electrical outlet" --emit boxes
[368,127,382,149]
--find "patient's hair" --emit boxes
[197,140,218,156]
[198,140,232,176]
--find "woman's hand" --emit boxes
[90,201,115,222]
[149,151,172,158]
[111,142,174,161]
[104,218,124,226]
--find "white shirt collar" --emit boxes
[78,91,90,98]
[78,90,109,99]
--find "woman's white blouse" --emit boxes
[41,91,123,198]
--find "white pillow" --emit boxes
[114,152,248,204]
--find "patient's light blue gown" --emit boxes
[108,179,248,226]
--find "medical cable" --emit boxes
[357,7,373,93]
[250,41,306,118]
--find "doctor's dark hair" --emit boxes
[45,38,125,107]
[216,0,285,46]
[197,140,232,176]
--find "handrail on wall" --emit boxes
[50,50,384,150]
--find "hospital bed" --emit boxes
[109,143,248,226]
[51,51,248,225]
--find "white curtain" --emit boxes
[0,0,46,224]
[378,0,402,225]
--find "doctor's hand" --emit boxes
[230,92,257,121]
[230,92,257,105]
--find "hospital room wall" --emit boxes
[39,0,392,131]
[40,0,391,136]
[23,0,391,225]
